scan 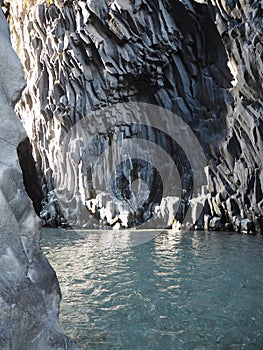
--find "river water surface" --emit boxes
[41,229,263,350]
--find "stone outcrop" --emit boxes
[0,5,79,349]
[6,0,263,232]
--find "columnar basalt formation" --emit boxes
[0,5,79,349]
[207,0,263,232]
[6,0,263,232]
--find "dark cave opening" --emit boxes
[17,137,44,216]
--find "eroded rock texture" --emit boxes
[7,0,263,232]
[0,6,79,350]
[207,0,263,233]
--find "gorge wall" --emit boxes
[0,4,79,349]
[6,0,263,232]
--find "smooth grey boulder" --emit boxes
[7,0,263,232]
[0,7,79,350]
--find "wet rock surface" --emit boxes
[0,6,79,350]
[6,0,263,232]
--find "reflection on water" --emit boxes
[72,229,163,248]
[41,229,263,350]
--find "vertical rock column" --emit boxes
[207,0,263,232]
[7,0,263,231]
[0,6,79,350]
[8,0,232,229]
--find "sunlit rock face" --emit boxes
[207,0,263,233]
[0,6,79,350]
[8,0,263,232]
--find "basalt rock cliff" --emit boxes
[0,4,79,349]
[5,0,263,232]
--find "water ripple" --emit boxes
[41,230,263,350]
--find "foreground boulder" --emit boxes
[0,7,79,350]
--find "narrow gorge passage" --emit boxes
[0,1,262,349]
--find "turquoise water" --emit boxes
[41,229,263,350]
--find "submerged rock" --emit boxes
[0,7,79,350]
[6,0,263,232]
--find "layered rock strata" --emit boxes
[7,0,263,232]
[0,6,79,349]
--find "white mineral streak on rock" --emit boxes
[7,0,263,233]
[0,5,79,349]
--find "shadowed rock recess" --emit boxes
[0,5,79,350]
[6,0,263,232]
